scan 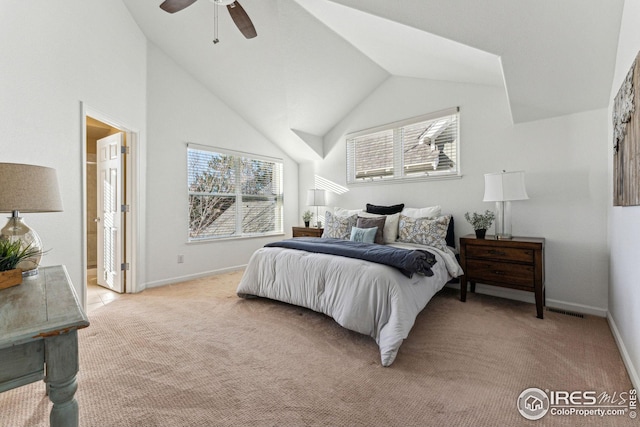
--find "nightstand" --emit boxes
[292,227,324,238]
[459,235,545,318]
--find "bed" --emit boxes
[236,205,463,366]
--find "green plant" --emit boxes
[0,239,41,272]
[302,210,313,222]
[464,210,495,230]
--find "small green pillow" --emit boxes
[350,226,378,244]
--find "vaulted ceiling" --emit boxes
[122,0,624,162]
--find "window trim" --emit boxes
[186,143,284,242]
[346,107,461,185]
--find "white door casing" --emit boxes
[97,133,124,293]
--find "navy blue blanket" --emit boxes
[265,238,437,278]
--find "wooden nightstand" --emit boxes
[292,227,324,238]
[459,235,545,318]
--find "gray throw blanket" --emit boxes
[265,237,437,278]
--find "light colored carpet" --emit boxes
[0,271,635,426]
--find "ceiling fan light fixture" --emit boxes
[162,0,256,40]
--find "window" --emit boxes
[346,107,460,184]
[187,144,283,241]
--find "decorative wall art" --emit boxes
[613,52,640,206]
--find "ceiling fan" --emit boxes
[159,0,257,42]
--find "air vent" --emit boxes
[546,307,584,318]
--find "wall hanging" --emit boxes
[613,52,640,206]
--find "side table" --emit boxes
[0,265,90,426]
[459,235,545,318]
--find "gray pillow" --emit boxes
[397,214,451,251]
[356,216,386,244]
[322,212,358,239]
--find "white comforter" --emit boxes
[237,243,463,366]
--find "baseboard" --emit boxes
[142,264,247,290]
[545,298,607,318]
[607,312,640,390]
[445,283,607,317]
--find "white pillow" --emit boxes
[358,211,400,244]
[333,206,362,217]
[401,205,442,219]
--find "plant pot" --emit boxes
[0,268,23,290]
[475,229,487,239]
[304,221,310,227]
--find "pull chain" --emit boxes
[213,4,219,44]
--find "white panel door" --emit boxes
[97,133,124,293]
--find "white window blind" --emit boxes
[187,144,283,241]
[347,107,460,184]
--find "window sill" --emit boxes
[348,173,463,186]
[187,231,284,244]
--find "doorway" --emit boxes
[85,118,124,310]
[82,106,140,311]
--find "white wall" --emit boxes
[144,43,298,287]
[607,0,640,389]
[305,76,609,315]
[0,1,147,298]
[0,1,298,296]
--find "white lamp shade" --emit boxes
[483,171,529,202]
[0,163,63,273]
[306,189,326,206]
[0,163,63,213]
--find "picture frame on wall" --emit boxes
[612,51,640,206]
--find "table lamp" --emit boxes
[483,170,528,240]
[306,189,326,228]
[0,163,63,276]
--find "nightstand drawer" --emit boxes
[292,227,324,238]
[466,259,535,289]
[295,229,321,237]
[466,245,534,263]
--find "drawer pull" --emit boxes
[492,270,504,275]
[488,250,506,256]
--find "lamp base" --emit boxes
[22,268,39,278]
[0,212,43,273]
[494,201,513,241]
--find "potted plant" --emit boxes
[464,210,496,239]
[0,240,41,289]
[302,210,313,227]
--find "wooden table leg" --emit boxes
[460,276,467,301]
[535,284,544,319]
[45,331,80,427]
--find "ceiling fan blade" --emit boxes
[159,0,198,13]
[227,1,257,39]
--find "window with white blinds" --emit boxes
[187,144,283,241]
[346,107,460,184]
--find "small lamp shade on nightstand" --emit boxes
[306,189,326,228]
[0,163,63,275]
[483,171,528,240]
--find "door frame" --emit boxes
[81,102,144,307]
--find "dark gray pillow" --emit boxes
[366,203,404,215]
[357,216,386,244]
